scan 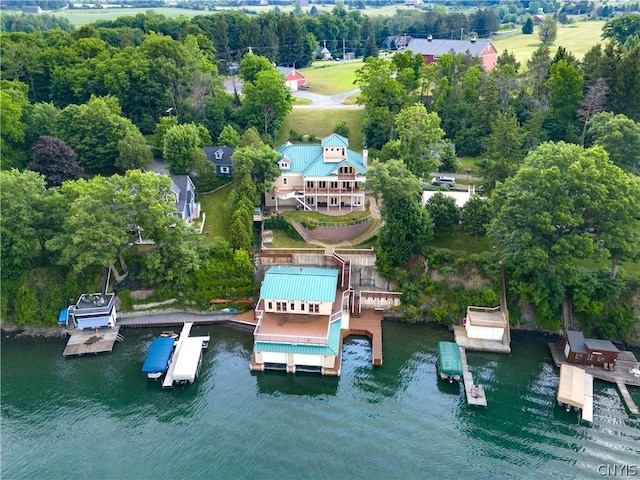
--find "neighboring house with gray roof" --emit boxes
[266,133,368,213]
[405,36,498,71]
[203,146,234,176]
[169,175,200,224]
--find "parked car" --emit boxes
[431,176,456,187]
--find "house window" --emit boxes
[290,302,295,311]
[283,178,288,185]
[301,304,305,311]
[220,166,230,174]
[353,196,362,205]
[318,181,326,189]
[306,181,314,188]
[309,303,319,313]
[215,150,223,159]
[330,197,338,206]
[575,353,583,360]
[281,162,289,169]
[268,302,273,310]
[306,197,315,205]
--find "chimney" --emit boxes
[427,34,433,42]
[470,36,477,43]
[362,148,368,167]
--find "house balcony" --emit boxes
[303,186,364,195]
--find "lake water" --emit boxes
[2,323,639,480]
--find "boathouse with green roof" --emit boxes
[251,266,348,375]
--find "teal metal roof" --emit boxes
[321,133,349,147]
[255,319,342,356]
[260,266,339,302]
[437,341,463,376]
[276,135,367,177]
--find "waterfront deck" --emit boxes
[453,325,511,354]
[345,308,384,366]
[549,342,639,416]
[459,346,487,407]
[62,326,122,356]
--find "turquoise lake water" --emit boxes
[2,322,639,480]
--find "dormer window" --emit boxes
[279,160,290,170]
[215,150,223,160]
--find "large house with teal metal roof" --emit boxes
[266,133,368,212]
[251,265,352,375]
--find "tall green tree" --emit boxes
[217,124,241,147]
[587,112,640,175]
[544,59,583,142]
[488,142,640,325]
[0,169,49,278]
[425,192,460,233]
[241,68,292,137]
[365,159,434,271]
[163,123,204,175]
[55,95,140,171]
[0,80,29,169]
[116,133,152,171]
[538,16,558,45]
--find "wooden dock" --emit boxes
[548,342,640,416]
[453,325,511,354]
[616,381,639,416]
[62,326,122,356]
[459,346,487,406]
[346,308,384,366]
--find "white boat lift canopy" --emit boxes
[557,364,593,423]
[162,323,210,388]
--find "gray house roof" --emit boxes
[405,37,492,57]
[169,175,195,219]
[203,146,234,167]
[567,330,619,353]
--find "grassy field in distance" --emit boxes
[275,108,364,151]
[47,4,419,26]
[492,20,606,65]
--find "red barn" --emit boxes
[276,66,307,91]
[404,36,498,71]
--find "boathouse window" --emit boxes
[587,355,593,361]
[276,302,286,312]
[268,302,273,310]
[575,353,583,360]
[597,355,605,362]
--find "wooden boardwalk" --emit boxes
[459,346,487,407]
[453,325,511,354]
[63,326,122,356]
[549,342,640,416]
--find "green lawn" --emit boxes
[275,108,364,150]
[492,20,607,66]
[427,230,493,255]
[199,184,233,244]
[299,61,363,95]
[269,229,314,248]
[283,209,370,223]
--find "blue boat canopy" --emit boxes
[142,337,175,374]
[58,308,69,325]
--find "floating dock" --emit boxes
[459,346,487,406]
[62,326,123,356]
[557,364,594,423]
[162,323,209,388]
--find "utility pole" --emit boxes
[460,28,464,40]
[342,38,346,59]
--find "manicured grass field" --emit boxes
[48,7,207,26]
[198,184,233,244]
[269,229,313,248]
[283,209,370,223]
[275,108,364,151]
[299,61,363,96]
[492,20,607,66]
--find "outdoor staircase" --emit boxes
[292,221,314,243]
[562,290,573,330]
